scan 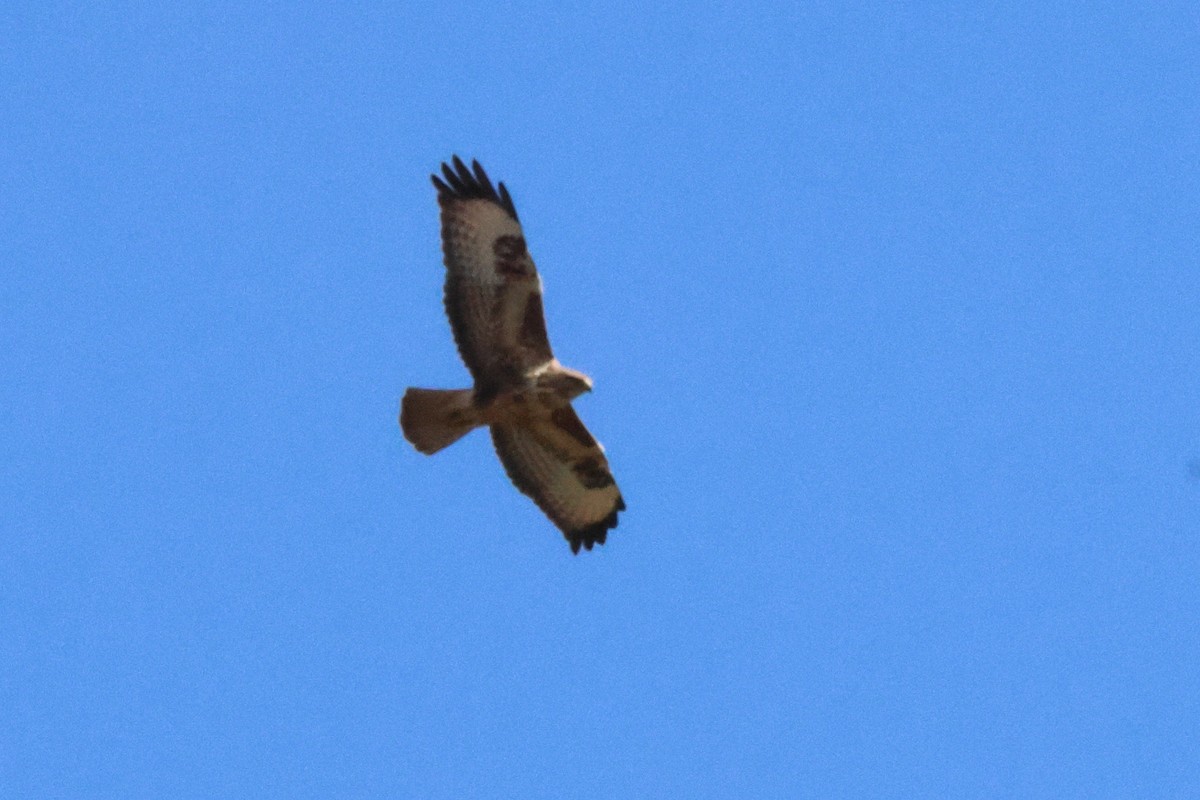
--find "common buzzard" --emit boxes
[400,157,624,553]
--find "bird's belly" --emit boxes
[477,387,550,426]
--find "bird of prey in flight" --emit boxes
[400,157,624,553]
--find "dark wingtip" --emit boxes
[564,497,623,554]
[431,155,519,221]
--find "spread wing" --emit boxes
[491,406,624,553]
[432,157,554,393]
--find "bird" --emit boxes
[400,157,624,553]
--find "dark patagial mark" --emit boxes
[551,407,597,448]
[493,234,530,277]
[572,457,616,489]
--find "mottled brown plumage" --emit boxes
[401,157,624,553]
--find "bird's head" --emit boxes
[540,366,593,401]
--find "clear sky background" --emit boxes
[4,2,1198,797]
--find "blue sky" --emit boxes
[4,2,1198,796]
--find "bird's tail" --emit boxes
[400,388,480,455]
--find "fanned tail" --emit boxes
[400,388,479,455]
